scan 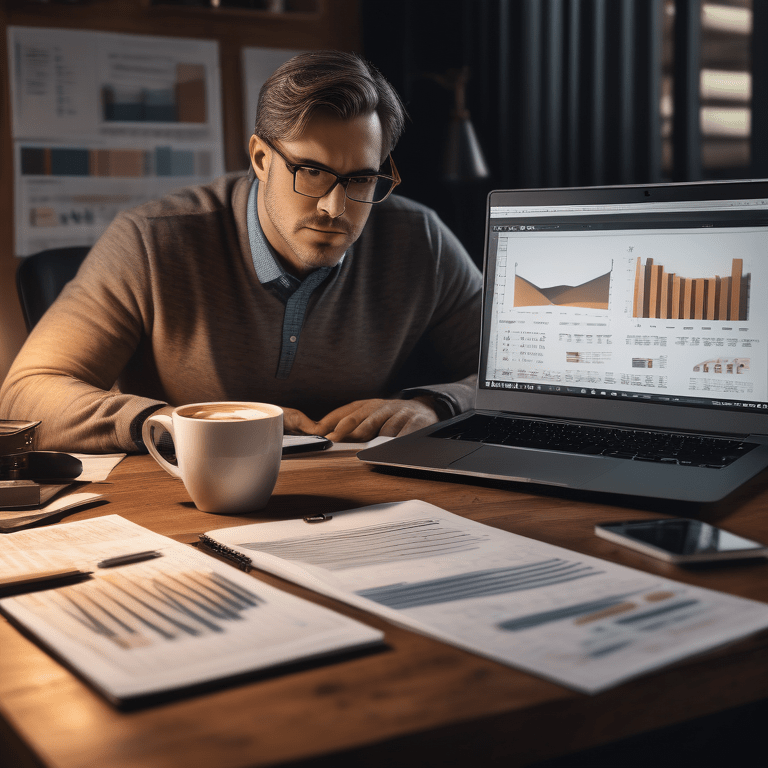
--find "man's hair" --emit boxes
[254,51,407,161]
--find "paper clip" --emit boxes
[303,514,332,524]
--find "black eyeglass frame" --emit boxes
[261,137,401,204]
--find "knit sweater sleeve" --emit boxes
[0,213,166,453]
[398,205,482,415]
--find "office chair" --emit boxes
[16,246,90,331]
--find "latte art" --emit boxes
[180,403,268,421]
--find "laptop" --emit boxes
[359,180,768,503]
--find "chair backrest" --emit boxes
[16,246,90,331]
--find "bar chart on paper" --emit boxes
[101,63,207,123]
[0,515,384,703]
[239,518,491,571]
[202,500,768,694]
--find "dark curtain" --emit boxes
[361,0,664,266]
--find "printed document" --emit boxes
[8,26,224,255]
[203,500,768,694]
[0,515,382,704]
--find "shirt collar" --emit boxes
[246,178,345,287]
[247,178,284,284]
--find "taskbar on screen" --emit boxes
[481,379,768,414]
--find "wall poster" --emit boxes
[8,26,224,256]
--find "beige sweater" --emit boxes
[0,173,482,452]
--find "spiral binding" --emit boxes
[198,534,253,572]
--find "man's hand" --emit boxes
[311,397,440,442]
[282,407,321,436]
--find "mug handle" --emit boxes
[142,413,182,479]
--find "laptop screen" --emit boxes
[479,184,768,422]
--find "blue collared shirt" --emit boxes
[246,179,340,379]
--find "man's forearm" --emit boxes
[0,372,166,453]
[400,374,478,419]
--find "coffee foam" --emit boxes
[180,403,270,421]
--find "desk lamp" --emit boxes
[430,67,489,182]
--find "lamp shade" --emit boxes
[443,113,490,181]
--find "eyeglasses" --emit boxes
[262,138,401,204]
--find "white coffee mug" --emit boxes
[142,401,283,513]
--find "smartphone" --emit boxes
[595,518,768,564]
[282,435,333,455]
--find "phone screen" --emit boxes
[599,519,765,556]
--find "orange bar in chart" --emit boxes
[633,257,748,321]
[731,258,743,322]
[719,276,731,319]
[649,264,661,317]
[643,259,654,317]
[659,274,675,320]
[633,257,644,317]
[659,272,670,319]
[90,149,109,176]
[707,277,719,320]
[108,149,146,177]
[683,278,693,319]
[672,275,681,319]
[176,64,207,123]
[694,278,705,320]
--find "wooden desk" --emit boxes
[1,452,767,768]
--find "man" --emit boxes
[0,51,481,453]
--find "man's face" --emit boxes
[250,111,384,277]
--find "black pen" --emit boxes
[0,552,163,596]
[0,568,92,594]
[97,550,162,569]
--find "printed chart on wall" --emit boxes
[8,26,224,256]
[485,223,767,413]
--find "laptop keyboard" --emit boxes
[429,414,757,469]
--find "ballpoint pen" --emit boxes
[0,551,163,595]
[0,567,92,594]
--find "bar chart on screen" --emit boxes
[632,256,750,321]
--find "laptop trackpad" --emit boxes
[449,445,616,487]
